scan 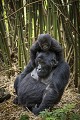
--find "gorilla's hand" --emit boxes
[31,68,39,80]
[32,107,39,115]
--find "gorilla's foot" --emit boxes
[13,97,18,104]
[32,107,40,115]
[0,88,11,103]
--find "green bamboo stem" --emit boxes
[39,1,43,33]
[16,1,22,71]
[52,3,57,39]
[47,0,51,32]
[76,0,80,93]
[0,35,9,67]
[0,7,11,66]
[28,0,32,47]
[57,17,62,43]
[73,1,78,88]
[20,21,27,65]
[33,1,37,38]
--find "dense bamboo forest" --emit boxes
[0,0,80,120]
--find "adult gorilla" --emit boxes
[13,51,70,115]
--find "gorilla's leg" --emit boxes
[32,85,58,115]
[19,61,34,78]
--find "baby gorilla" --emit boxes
[31,33,63,66]
[14,51,69,115]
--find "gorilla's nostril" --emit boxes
[38,68,41,71]
[37,68,40,72]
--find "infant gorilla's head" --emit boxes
[38,34,52,51]
[35,51,58,78]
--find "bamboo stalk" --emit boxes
[33,1,37,38]
[47,0,51,32]
[0,35,9,67]
[73,1,78,87]
[52,2,57,39]
[39,1,43,33]
[0,1,11,66]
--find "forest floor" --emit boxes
[0,69,80,120]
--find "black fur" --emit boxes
[15,34,63,81]
[14,51,69,115]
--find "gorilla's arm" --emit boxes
[51,39,63,61]
[30,42,41,67]
[51,38,62,52]
[19,61,34,77]
[15,61,34,85]
[32,62,70,115]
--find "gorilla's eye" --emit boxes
[38,61,45,65]
[50,59,56,65]
[51,59,56,63]
[50,59,58,66]
[38,61,40,65]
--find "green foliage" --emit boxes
[20,114,29,120]
[40,104,80,120]
[69,112,80,120]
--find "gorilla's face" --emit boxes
[38,34,51,51]
[35,52,58,78]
